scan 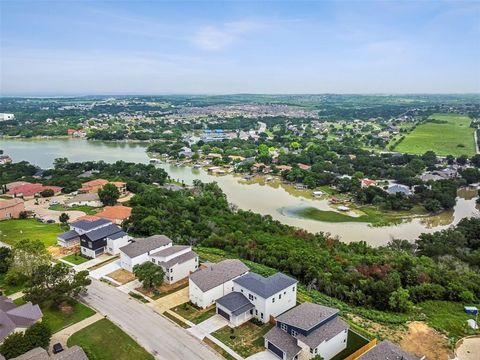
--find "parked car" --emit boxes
[52,343,64,354]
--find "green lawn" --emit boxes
[419,300,480,341]
[42,301,96,333]
[395,113,475,156]
[212,321,274,358]
[171,302,217,324]
[67,319,154,360]
[331,330,370,360]
[0,219,62,247]
[49,204,99,215]
[61,253,90,265]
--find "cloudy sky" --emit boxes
[1,0,479,95]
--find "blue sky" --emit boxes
[1,0,479,95]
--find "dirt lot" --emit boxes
[107,268,136,284]
[400,321,451,360]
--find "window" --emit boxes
[272,297,275,303]
[291,330,298,336]
[281,323,287,332]
[260,313,263,319]
[151,258,155,263]
[249,294,254,301]
[255,310,258,315]
[241,289,243,293]
[310,349,313,354]
[315,349,318,354]
[292,286,295,292]
[170,268,173,273]
[284,291,286,295]
[88,241,92,248]
[279,294,282,300]
[232,287,234,291]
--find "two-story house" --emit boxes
[264,302,349,360]
[189,259,249,309]
[58,218,130,258]
[215,272,297,326]
[120,235,198,284]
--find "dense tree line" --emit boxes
[124,181,480,312]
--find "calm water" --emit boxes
[2,138,479,245]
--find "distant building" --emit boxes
[95,205,132,224]
[0,155,12,165]
[387,184,411,196]
[361,178,377,188]
[79,179,127,196]
[6,183,62,199]
[0,198,25,220]
[0,113,15,121]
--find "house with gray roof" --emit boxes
[120,236,198,284]
[215,271,297,326]
[11,345,89,360]
[0,296,43,342]
[65,193,102,207]
[264,302,349,360]
[357,340,423,360]
[58,218,130,258]
[189,259,249,309]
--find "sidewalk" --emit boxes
[205,334,244,360]
[49,313,103,351]
[9,291,24,300]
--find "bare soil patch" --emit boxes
[400,321,451,360]
[59,302,74,316]
[107,269,136,284]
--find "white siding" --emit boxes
[189,279,237,309]
[106,235,130,255]
[164,256,198,284]
[119,243,171,273]
[233,283,297,323]
[301,328,347,360]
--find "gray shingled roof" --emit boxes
[65,193,100,204]
[276,302,339,331]
[120,235,172,258]
[57,229,80,241]
[11,346,88,360]
[233,272,297,299]
[150,245,190,258]
[83,224,124,242]
[358,340,421,360]
[216,292,254,316]
[189,259,249,292]
[157,250,197,269]
[296,316,349,348]
[264,326,301,359]
[71,218,111,231]
[0,297,43,341]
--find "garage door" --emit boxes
[267,341,284,359]
[217,308,230,321]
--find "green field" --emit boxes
[42,301,96,333]
[0,219,62,247]
[395,113,476,156]
[49,204,99,215]
[67,319,154,360]
[61,253,90,265]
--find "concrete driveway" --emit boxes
[246,351,278,360]
[89,259,121,279]
[188,314,229,340]
[24,195,86,223]
[80,279,221,360]
[148,286,189,313]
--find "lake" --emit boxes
[2,138,478,245]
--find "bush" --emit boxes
[40,189,54,197]
[24,322,52,349]
[0,332,29,359]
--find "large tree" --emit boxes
[9,239,51,279]
[133,262,165,289]
[24,263,91,305]
[98,183,120,206]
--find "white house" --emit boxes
[119,235,172,272]
[120,235,198,284]
[189,259,249,309]
[65,193,102,207]
[216,272,297,326]
[150,245,198,284]
[0,113,15,121]
[264,302,349,360]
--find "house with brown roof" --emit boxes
[0,296,43,342]
[361,178,377,188]
[79,179,126,195]
[95,205,132,224]
[0,198,25,220]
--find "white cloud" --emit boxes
[190,20,263,51]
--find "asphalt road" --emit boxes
[79,279,221,360]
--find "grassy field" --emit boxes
[0,219,62,247]
[212,321,273,358]
[42,301,96,333]
[67,319,154,360]
[49,204,99,215]
[0,273,25,295]
[296,204,427,226]
[171,303,217,324]
[395,114,475,156]
[419,301,480,341]
[61,253,90,265]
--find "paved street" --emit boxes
[79,279,221,360]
